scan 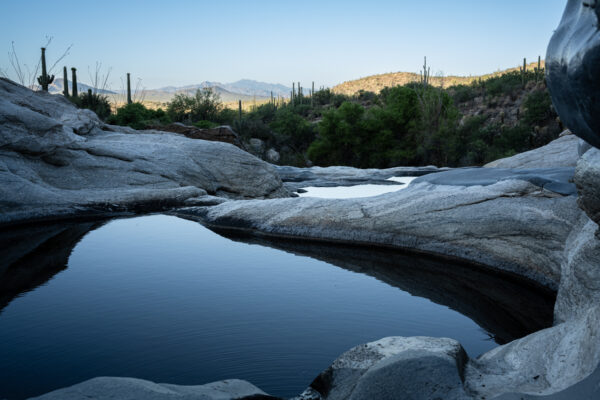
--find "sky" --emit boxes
[0,0,567,90]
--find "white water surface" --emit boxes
[297,176,417,199]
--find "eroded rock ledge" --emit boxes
[0,78,289,227]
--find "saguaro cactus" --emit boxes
[420,56,430,87]
[71,67,78,97]
[37,47,55,91]
[520,57,527,86]
[63,66,69,97]
[238,100,242,120]
[127,73,132,104]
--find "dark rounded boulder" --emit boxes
[546,0,600,149]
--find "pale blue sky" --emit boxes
[0,0,567,89]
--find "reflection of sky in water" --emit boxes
[0,214,494,399]
[298,176,417,199]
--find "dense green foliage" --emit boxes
[101,68,558,168]
[167,87,225,123]
[106,102,170,129]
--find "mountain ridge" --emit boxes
[332,60,546,96]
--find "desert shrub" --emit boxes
[308,101,398,168]
[448,84,478,103]
[106,102,170,129]
[521,89,554,126]
[269,109,316,151]
[70,92,112,120]
[167,87,222,123]
[193,120,218,129]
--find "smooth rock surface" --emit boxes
[574,147,600,229]
[546,0,600,149]
[307,337,469,400]
[484,134,580,168]
[0,78,288,225]
[28,377,273,400]
[413,167,576,196]
[193,177,580,290]
[274,165,448,192]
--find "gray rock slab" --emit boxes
[0,78,288,226]
[496,364,600,400]
[575,147,600,228]
[274,165,447,191]
[484,134,580,169]
[28,377,271,400]
[192,178,581,290]
[306,337,469,400]
[412,167,576,196]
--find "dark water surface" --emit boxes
[0,215,555,399]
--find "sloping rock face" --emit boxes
[575,148,600,230]
[29,377,273,400]
[0,78,288,225]
[484,133,580,169]
[189,171,578,291]
[546,0,600,149]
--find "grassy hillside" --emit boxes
[332,60,545,96]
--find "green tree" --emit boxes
[167,87,223,123]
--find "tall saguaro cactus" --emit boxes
[127,73,132,104]
[71,67,78,97]
[238,100,242,121]
[420,56,430,87]
[63,66,69,97]
[37,47,55,91]
[520,57,527,86]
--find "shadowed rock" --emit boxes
[210,228,555,346]
[546,0,600,149]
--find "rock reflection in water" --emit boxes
[210,227,556,345]
[0,220,104,315]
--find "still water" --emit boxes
[0,215,554,399]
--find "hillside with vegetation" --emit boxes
[333,59,545,96]
[60,56,560,169]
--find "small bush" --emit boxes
[70,92,112,120]
[167,87,222,123]
[106,103,170,130]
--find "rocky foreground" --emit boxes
[0,77,289,226]
[4,1,600,397]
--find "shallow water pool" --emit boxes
[0,215,554,399]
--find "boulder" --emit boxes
[306,337,469,400]
[546,0,600,149]
[28,377,274,400]
[484,134,580,168]
[266,148,280,163]
[0,78,288,226]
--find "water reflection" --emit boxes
[0,215,555,399]
[208,227,556,345]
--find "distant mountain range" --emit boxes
[49,79,292,104]
[49,79,116,95]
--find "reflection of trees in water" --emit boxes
[0,220,104,315]
[210,227,556,345]
[0,217,555,345]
